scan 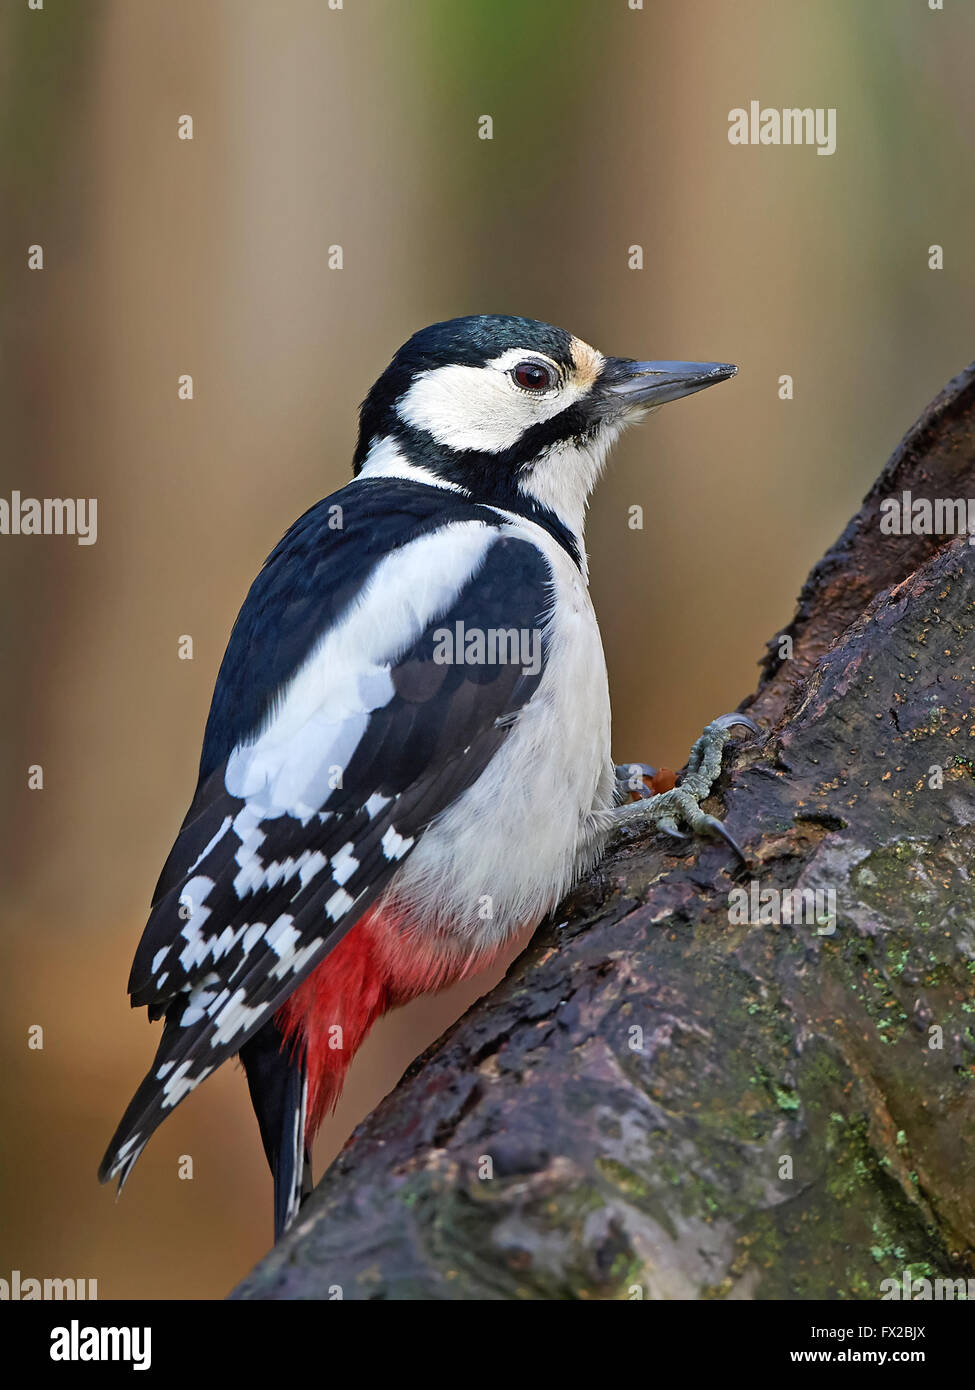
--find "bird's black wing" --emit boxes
[100,480,554,1189]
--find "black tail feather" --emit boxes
[240,1018,311,1241]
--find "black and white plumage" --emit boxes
[100,315,736,1237]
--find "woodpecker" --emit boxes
[100,314,752,1239]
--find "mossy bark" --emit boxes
[233,366,975,1301]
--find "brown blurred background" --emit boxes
[1,0,973,1298]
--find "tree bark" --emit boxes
[233,366,975,1300]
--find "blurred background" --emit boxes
[1,0,973,1299]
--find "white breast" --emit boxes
[385,513,615,951]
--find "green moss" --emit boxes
[595,1158,652,1203]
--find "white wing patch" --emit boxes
[176,876,216,971]
[186,814,233,875]
[381,826,414,861]
[224,520,499,823]
[330,842,359,884]
[325,887,355,921]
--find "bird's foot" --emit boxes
[612,713,759,864]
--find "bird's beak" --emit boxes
[603,358,737,411]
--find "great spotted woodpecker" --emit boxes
[100,315,751,1239]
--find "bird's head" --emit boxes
[353,314,736,550]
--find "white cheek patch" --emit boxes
[396,349,591,454]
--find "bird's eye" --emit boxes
[511,361,556,392]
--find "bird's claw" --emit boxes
[654,815,687,839]
[710,712,759,737]
[628,788,745,864]
[698,813,748,867]
[612,712,759,865]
